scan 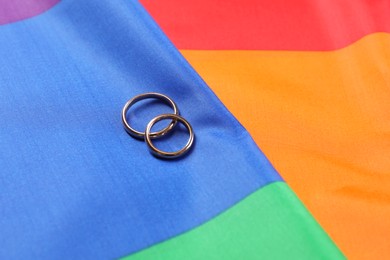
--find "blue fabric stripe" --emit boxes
[0,0,282,258]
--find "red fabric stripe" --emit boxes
[140,0,390,50]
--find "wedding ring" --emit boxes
[122,93,179,139]
[144,114,194,159]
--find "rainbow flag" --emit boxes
[0,0,388,259]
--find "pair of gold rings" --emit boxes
[122,93,195,159]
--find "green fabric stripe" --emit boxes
[123,182,345,259]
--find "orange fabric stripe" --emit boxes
[181,33,390,259]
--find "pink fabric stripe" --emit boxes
[0,0,59,25]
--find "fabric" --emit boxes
[0,0,343,259]
[126,182,342,260]
[0,0,59,25]
[140,0,390,50]
[140,0,390,259]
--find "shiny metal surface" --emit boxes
[145,114,195,159]
[122,92,179,139]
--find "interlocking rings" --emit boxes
[122,92,195,159]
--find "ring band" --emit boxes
[122,93,179,139]
[145,114,195,159]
